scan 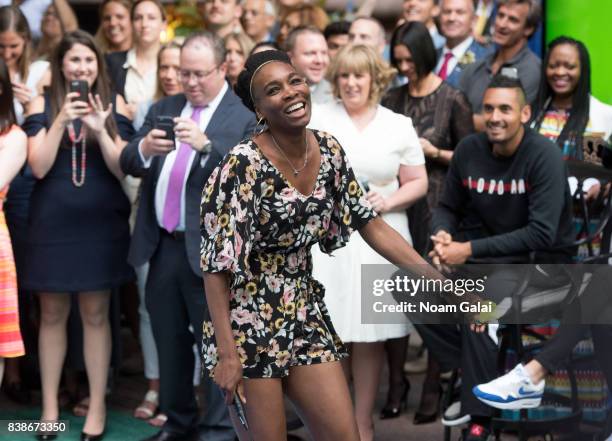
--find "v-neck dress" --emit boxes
[200,130,377,378]
[309,101,424,342]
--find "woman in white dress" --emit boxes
[310,44,427,441]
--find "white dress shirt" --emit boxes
[436,36,475,78]
[140,81,228,231]
[123,48,158,130]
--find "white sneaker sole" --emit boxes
[476,396,542,410]
[441,413,471,426]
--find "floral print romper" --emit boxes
[200,130,376,378]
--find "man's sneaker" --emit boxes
[441,400,471,426]
[473,364,545,410]
[463,423,492,441]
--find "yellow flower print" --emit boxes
[348,180,359,196]
[275,350,291,367]
[274,318,284,330]
[227,155,238,168]
[284,302,296,316]
[308,347,324,358]
[235,331,246,345]
[263,178,275,198]
[342,210,352,225]
[239,183,252,202]
[245,282,257,295]
[202,321,214,338]
[219,213,230,228]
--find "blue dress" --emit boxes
[21,95,134,292]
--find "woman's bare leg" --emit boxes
[238,378,285,441]
[285,361,360,441]
[79,291,111,435]
[351,342,384,441]
[39,293,71,422]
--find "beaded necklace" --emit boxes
[67,122,86,187]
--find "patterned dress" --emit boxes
[200,130,376,378]
[0,185,24,358]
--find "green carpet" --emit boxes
[0,408,158,441]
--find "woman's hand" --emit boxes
[58,92,90,126]
[214,353,244,404]
[419,137,439,159]
[81,94,112,135]
[366,190,388,213]
[12,81,33,106]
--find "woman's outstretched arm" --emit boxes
[359,217,440,280]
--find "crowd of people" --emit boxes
[0,1,611,441]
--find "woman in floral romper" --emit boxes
[200,50,431,440]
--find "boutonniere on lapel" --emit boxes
[459,50,476,66]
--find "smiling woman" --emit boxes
[200,48,436,441]
[95,0,133,54]
[21,30,134,440]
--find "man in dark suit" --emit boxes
[120,31,256,441]
[436,0,492,88]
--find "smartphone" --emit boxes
[69,80,89,102]
[155,115,175,144]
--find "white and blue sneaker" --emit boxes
[473,364,545,410]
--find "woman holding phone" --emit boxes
[23,30,133,441]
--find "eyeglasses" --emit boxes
[178,65,220,81]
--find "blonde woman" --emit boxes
[224,32,254,88]
[309,44,427,441]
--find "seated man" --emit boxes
[418,74,574,441]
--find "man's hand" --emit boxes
[435,241,472,265]
[141,129,175,159]
[429,230,453,269]
[174,116,208,151]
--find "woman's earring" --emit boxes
[253,115,266,137]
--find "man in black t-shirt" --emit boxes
[417,75,573,441]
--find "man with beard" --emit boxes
[415,75,574,441]
[459,0,541,131]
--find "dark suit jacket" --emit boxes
[439,40,492,89]
[120,89,256,276]
[106,51,128,97]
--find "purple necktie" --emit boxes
[162,105,204,232]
